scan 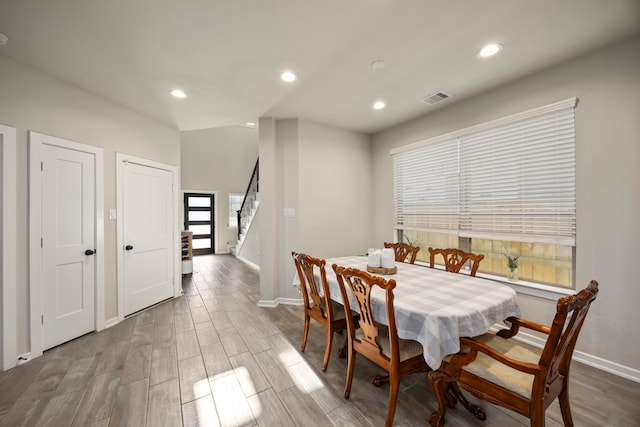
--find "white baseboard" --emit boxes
[104,317,120,328]
[257,297,302,308]
[235,255,260,271]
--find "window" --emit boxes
[228,193,244,229]
[392,99,577,288]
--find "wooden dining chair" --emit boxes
[292,252,356,371]
[428,247,484,276]
[428,280,599,427]
[332,264,429,427]
[384,242,420,264]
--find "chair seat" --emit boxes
[329,300,348,320]
[356,325,424,361]
[313,299,348,321]
[447,333,539,399]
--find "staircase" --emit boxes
[233,158,259,255]
[235,194,259,252]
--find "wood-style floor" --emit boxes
[1,254,638,426]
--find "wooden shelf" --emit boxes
[181,231,193,275]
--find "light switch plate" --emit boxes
[283,208,295,218]
[109,209,117,220]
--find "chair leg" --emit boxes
[427,370,449,427]
[530,411,546,427]
[372,374,390,386]
[301,315,310,352]
[447,383,486,420]
[558,385,574,427]
[529,398,546,427]
[384,372,400,427]
[322,328,334,371]
[337,334,348,358]
[344,346,355,399]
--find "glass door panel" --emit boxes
[184,192,215,255]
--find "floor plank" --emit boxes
[147,378,182,427]
[178,355,211,403]
[36,389,85,427]
[247,388,297,427]
[210,371,256,427]
[176,330,201,361]
[229,351,271,397]
[182,395,220,427]
[109,377,149,427]
[71,370,121,427]
[120,344,152,385]
[150,346,179,386]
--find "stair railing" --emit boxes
[237,158,259,240]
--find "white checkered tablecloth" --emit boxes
[296,256,521,369]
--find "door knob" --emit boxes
[85,249,96,255]
[125,245,134,251]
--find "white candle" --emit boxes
[368,249,381,267]
[381,248,395,269]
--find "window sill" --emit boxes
[414,261,573,300]
[475,272,574,300]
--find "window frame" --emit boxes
[392,98,577,292]
[228,193,244,229]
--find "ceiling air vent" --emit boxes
[421,91,451,105]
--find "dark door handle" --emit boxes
[125,245,134,251]
[85,249,96,256]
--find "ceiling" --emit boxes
[1,0,639,134]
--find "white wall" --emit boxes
[297,120,373,257]
[180,126,259,253]
[0,54,180,357]
[259,118,373,305]
[371,35,640,374]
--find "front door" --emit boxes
[41,144,95,350]
[183,192,215,255]
[122,162,174,316]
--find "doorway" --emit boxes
[29,132,104,355]
[116,153,181,319]
[183,192,215,255]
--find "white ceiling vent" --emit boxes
[421,91,451,105]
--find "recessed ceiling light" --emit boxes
[478,43,503,58]
[373,101,386,110]
[245,122,255,128]
[371,59,386,69]
[170,89,186,98]
[280,71,297,82]
[0,33,8,45]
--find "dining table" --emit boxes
[295,255,521,370]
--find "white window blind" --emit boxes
[392,98,576,245]
[392,137,459,233]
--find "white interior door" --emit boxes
[122,162,174,316]
[41,143,95,350]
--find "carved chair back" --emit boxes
[292,252,352,371]
[384,242,420,264]
[333,264,428,427]
[428,247,484,276]
[292,252,332,323]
